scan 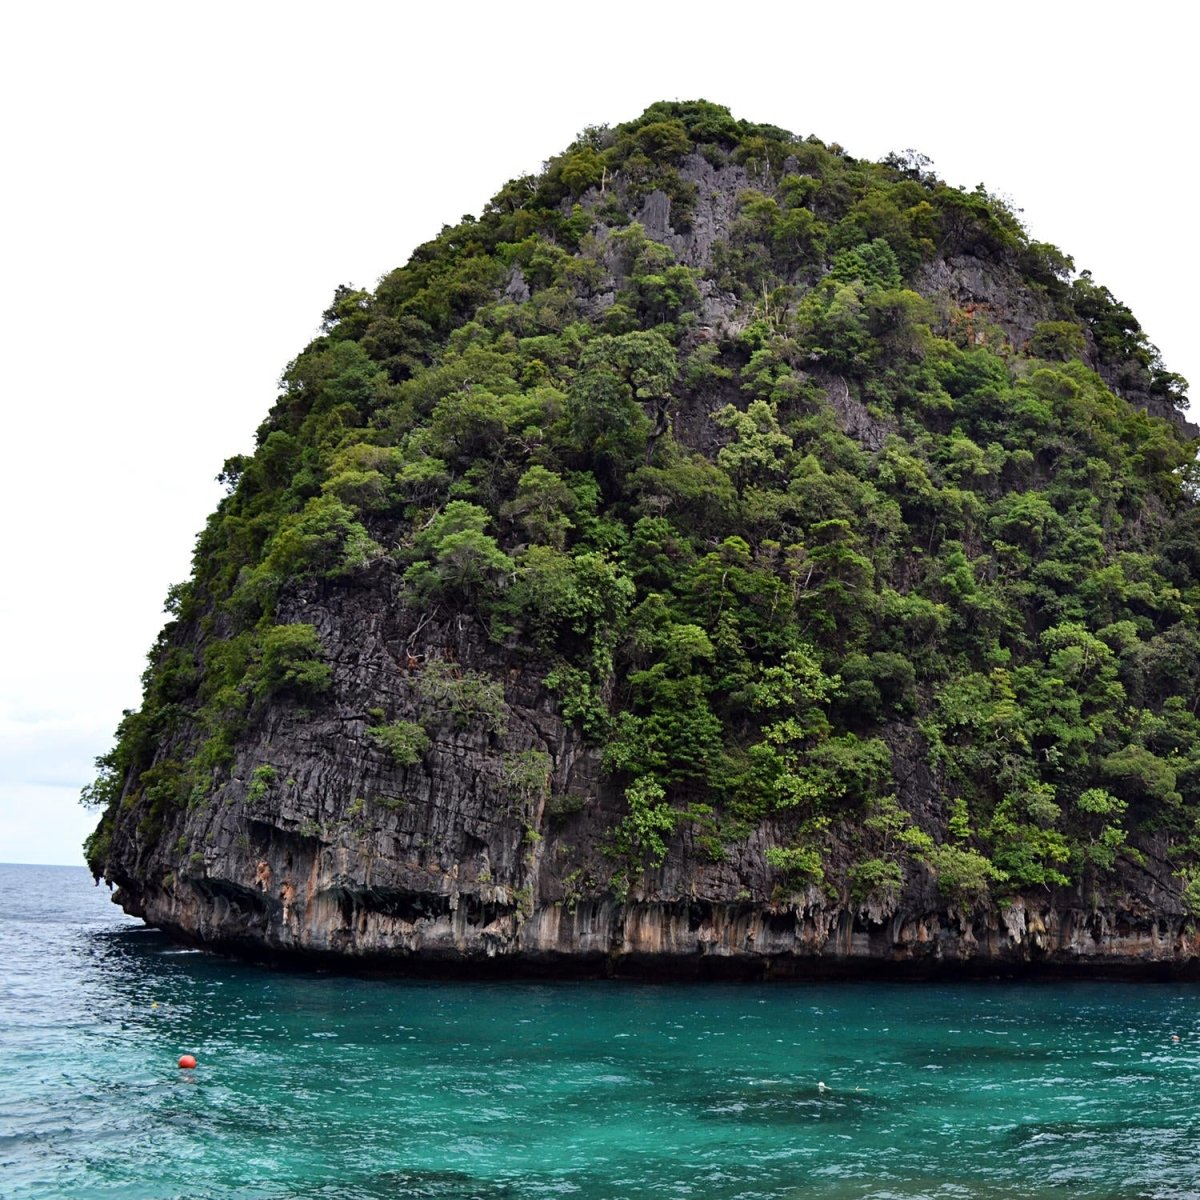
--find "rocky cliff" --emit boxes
[88,102,1200,978]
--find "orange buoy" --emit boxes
[178,1054,197,1069]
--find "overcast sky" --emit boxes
[2,1,1196,865]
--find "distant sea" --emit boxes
[3,862,1200,1199]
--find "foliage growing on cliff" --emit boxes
[87,100,1199,916]
[368,721,430,767]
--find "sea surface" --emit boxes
[3,863,1200,1199]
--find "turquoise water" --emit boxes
[3,865,1200,1199]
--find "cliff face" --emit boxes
[91,103,1200,978]
[102,585,1200,979]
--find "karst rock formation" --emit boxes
[87,102,1200,978]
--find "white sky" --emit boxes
[2,1,1196,865]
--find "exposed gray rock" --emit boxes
[912,254,1057,352]
[697,279,740,337]
[504,267,530,304]
[651,154,752,268]
[639,189,672,239]
[824,375,893,451]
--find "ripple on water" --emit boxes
[4,867,1200,1200]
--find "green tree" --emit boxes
[252,625,332,700]
[405,501,514,598]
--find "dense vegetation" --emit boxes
[86,101,1200,915]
